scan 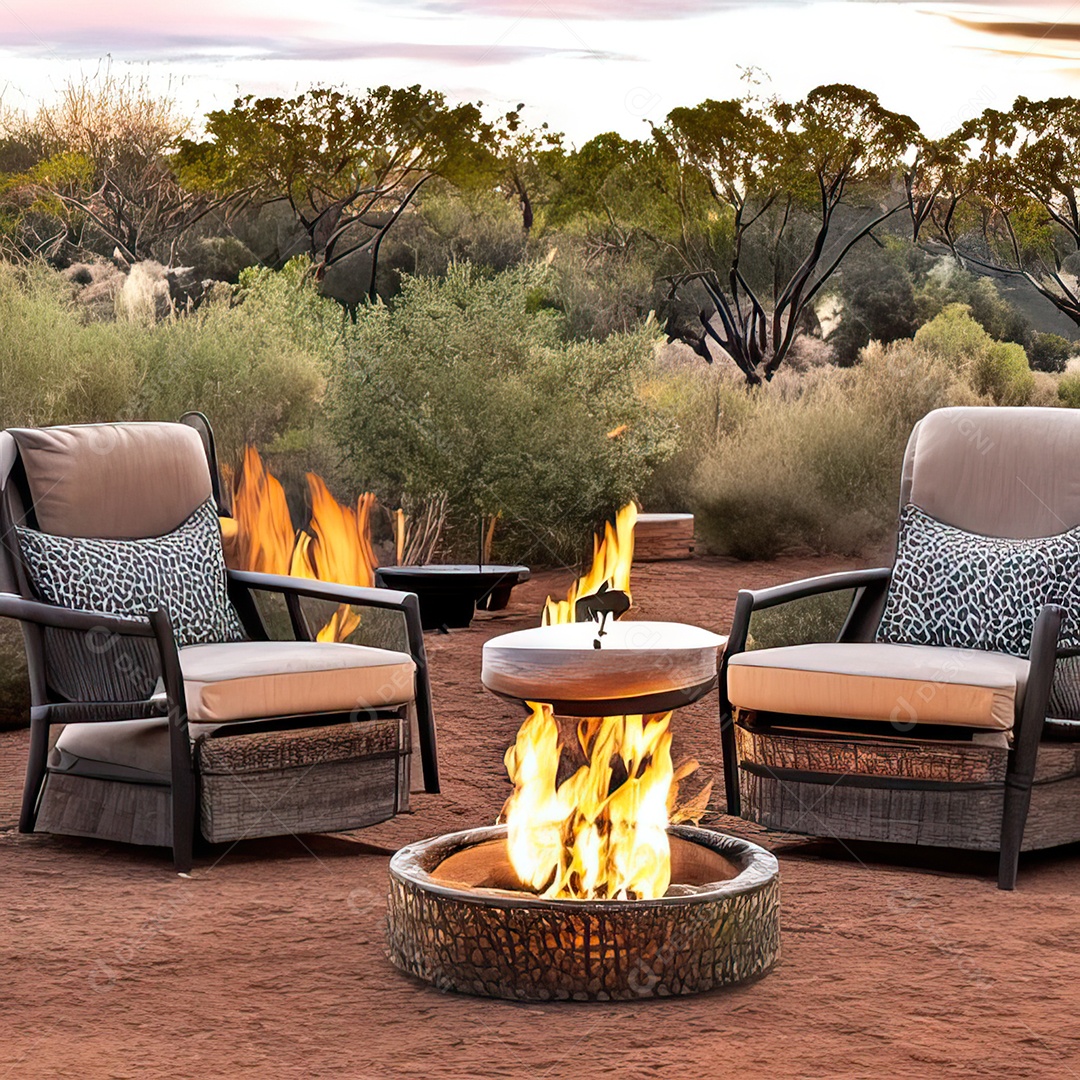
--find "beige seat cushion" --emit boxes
[178,640,416,722]
[55,718,176,780]
[53,640,417,778]
[728,643,1030,731]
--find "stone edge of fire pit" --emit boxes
[385,824,780,1002]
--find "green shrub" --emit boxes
[1059,372,1080,408]
[914,304,1033,405]
[0,258,330,463]
[916,263,1032,348]
[687,339,977,558]
[326,262,673,563]
[132,260,334,462]
[1028,331,1074,373]
[0,261,139,427]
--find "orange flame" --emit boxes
[542,502,637,626]
[502,703,674,900]
[222,447,378,643]
[230,445,296,575]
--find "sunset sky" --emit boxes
[1,2,1079,141]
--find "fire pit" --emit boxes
[387,824,779,1000]
[386,503,780,1001]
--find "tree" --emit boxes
[453,106,562,232]
[912,97,1080,328]
[0,75,207,264]
[660,84,920,383]
[544,132,688,261]
[1028,331,1073,372]
[827,238,920,365]
[175,86,486,300]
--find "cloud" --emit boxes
[949,16,1080,43]
[409,0,785,17]
[403,0,1053,19]
[0,29,633,65]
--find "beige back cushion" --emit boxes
[900,407,1080,539]
[10,423,212,539]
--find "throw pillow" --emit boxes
[16,497,245,648]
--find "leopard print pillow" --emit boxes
[16,497,245,648]
[877,504,1080,658]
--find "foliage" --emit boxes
[912,96,1080,328]
[914,304,1034,405]
[132,267,330,462]
[175,86,488,300]
[0,75,201,263]
[660,84,920,382]
[1059,371,1080,408]
[914,260,1032,347]
[828,238,921,365]
[686,339,979,558]
[1028,331,1074,373]
[326,263,673,562]
[0,258,327,461]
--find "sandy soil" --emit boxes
[1,554,1079,1080]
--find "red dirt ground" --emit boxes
[1,554,1079,1080]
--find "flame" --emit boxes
[502,702,674,900]
[542,502,637,626]
[223,447,378,643]
[229,445,296,575]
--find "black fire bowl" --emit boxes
[375,565,530,630]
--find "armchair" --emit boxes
[719,406,1080,889]
[0,417,438,871]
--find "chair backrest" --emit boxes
[900,406,1080,539]
[4,422,211,539]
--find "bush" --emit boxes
[326,262,673,563]
[0,257,330,463]
[914,304,1034,405]
[1028,331,1074,374]
[1059,372,1080,408]
[916,261,1032,348]
[827,239,920,366]
[0,261,139,427]
[687,339,978,558]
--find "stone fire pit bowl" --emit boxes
[386,824,780,1001]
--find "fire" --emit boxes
[223,447,378,643]
[504,500,710,900]
[228,445,296,575]
[542,502,638,626]
[502,703,674,900]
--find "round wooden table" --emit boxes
[481,620,726,716]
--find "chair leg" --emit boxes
[720,707,741,818]
[171,778,195,873]
[998,773,1034,890]
[168,727,197,874]
[19,718,49,833]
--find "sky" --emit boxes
[1,1,1080,142]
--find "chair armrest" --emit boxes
[0,593,185,726]
[225,569,440,793]
[0,592,157,638]
[736,567,893,613]
[226,570,417,612]
[724,567,892,660]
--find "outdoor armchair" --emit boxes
[0,416,438,871]
[719,406,1080,889]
